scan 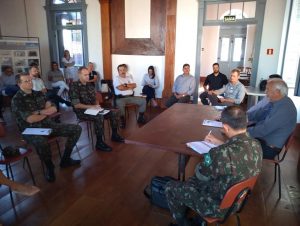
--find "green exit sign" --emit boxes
[224,15,236,22]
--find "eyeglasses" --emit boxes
[21,79,32,84]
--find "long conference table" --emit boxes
[125,103,223,180]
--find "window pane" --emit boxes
[244,1,256,18]
[231,2,243,19]
[218,3,230,20]
[220,38,230,61]
[206,4,218,20]
[233,38,243,61]
[55,11,82,26]
[63,29,83,66]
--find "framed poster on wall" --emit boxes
[0,36,41,75]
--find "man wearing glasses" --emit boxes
[11,73,82,182]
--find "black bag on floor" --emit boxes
[144,176,176,209]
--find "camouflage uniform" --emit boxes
[11,90,82,163]
[165,133,262,222]
[69,81,120,138]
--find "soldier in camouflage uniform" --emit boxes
[69,67,124,152]
[12,73,82,183]
[165,106,262,226]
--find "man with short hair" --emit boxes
[165,64,196,108]
[208,68,245,106]
[165,106,262,226]
[69,67,124,152]
[113,64,147,128]
[200,63,228,105]
[247,79,297,159]
[12,73,82,182]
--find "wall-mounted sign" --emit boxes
[267,48,274,55]
[224,15,236,22]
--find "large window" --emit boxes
[45,0,88,67]
[282,0,300,88]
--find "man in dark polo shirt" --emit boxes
[200,63,228,105]
[69,67,124,152]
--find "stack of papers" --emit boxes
[84,108,109,116]
[202,119,223,128]
[186,141,217,154]
[22,128,52,136]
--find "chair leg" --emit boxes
[102,119,106,141]
[55,139,62,159]
[274,164,277,183]
[8,164,14,181]
[235,214,241,226]
[278,164,281,199]
[24,156,36,185]
[5,164,15,206]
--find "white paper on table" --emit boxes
[214,106,226,111]
[202,119,223,128]
[99,109,110,115]
[22,128,52,136]
[186,141,217,154]
[84,107,103,116]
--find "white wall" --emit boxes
[174,0,198,79]
[256,0,287,85]
[0,0,50,80]
[200,26,220,76]
[112,55,165,97]
[86,0,103,80]
[244,24,256,68]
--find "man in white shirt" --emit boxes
[113,64,146,128]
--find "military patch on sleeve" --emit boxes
[204,153,212,167]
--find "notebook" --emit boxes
[186,141,217,154]
[202,119,223,128]
[84,107,104,116]
[22,128,52,136]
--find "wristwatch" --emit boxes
[124,83,127,87]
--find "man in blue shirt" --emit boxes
[200,63,228,105]
[208,69,245,106]
[165,64,196,108]
[247,79,297,159]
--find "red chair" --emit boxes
[264,130,295,199]
[0,145,36,205]
[202,175,259,226]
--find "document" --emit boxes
[202,119,223,128]
[214,106,226,111]
[186,141,217,154]
[84,107,104,116]
[99,109,110,115]
[22,128,52,136]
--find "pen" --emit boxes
[208,130,212,136]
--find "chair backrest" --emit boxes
[101,79,116,107]
[220,175,258,209]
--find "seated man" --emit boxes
[247,79,297,159]
[47,61,69,97]
[165,64,196,108]
[69,66,124,152]
[0,66,19,96]
[247,74,282,114]
[29,65,71,108]
[12,73,82,182]
[165,106,262,226]
[200,63,228,105]
[113,64,147,128]
[208,68,245,106]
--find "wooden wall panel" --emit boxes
[100,0,112,79]
[110,0,166,55]
[162,0,177,98]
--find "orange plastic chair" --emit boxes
[203,175,259,226]
[264,130,295,199]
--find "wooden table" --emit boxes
[125,103,222,180]
[245,86,266,108]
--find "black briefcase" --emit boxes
[144,176,176,209]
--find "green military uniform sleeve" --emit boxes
[12,93,33,122]
[69,82,81,105]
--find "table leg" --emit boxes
[177,154,190,181]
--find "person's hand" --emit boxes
[219,98,226,103]
[205,133,224,145]
[208,90,213,95]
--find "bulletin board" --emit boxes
[0,36,41,74]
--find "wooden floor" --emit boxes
[0,104,299,226]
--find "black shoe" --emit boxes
[95,141,112,152]
[60,158,81,168]
[137,115,146,124]
[45,168,55,182]
[111,133,124,143]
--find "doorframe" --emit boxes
[194,0,266,103]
